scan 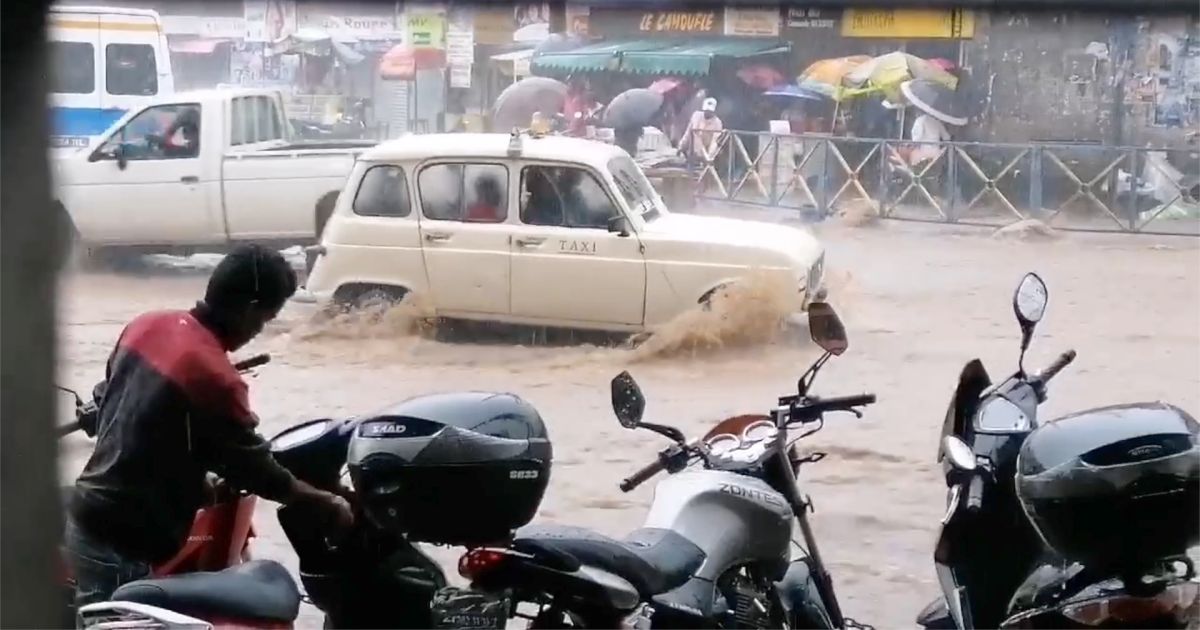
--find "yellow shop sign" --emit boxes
[842,8,975,39]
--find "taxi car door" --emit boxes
[415,162,513,316]
[509,163,647,326]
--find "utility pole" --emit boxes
[1,0,65,627]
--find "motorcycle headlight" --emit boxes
[975,397,1032,433]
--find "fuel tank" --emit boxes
[643,470,793,581]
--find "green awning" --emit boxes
[531,39,671,74]
[620,39,791,76]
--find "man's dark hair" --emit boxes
[205,244,297,312]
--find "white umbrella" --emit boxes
[514,22,549,44]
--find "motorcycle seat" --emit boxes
[513,524,705,596]
[111,559,300,622]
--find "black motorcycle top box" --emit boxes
[347,392,552,546]
[1015,402,1199,571]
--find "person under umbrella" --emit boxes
[604,88,665,157]
[900,79,966,167]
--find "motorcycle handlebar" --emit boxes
[1038,350,1076,384]
[781,393,877,423]
[965,473,985,513]
[620,456,668,493]
[57,420,81,438]
[234,353,271,372]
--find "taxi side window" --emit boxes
[353,165,411,218]
[418,163,508,223]
[520,165,619,229]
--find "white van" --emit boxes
[48,5,174,153]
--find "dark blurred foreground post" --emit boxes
[1,0,66,627]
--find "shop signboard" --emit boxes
[407,12,446,49]
[163,15,248,38]
[786,7,837,30]
[588,7,723,38]
[724,7,780,38]
[473,6,514,46]
[841,8,975,39]
[296,14,400,40]
[446,11,474,64]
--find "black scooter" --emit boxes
[916,273,1199,629]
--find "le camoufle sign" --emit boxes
[588,7,723,38]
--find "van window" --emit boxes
[51,42,95,94]
[353,166,411,218]
[231,95,284,146]
[95,103,201,161]
[106,44,158,96]
[418,163,508,223]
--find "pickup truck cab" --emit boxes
[54,87,375,253]
[304,132,826,333]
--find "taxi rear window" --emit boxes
[353,165,411,218]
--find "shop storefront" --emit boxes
[163,15,246,90]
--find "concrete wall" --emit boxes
[960,11,1199,149]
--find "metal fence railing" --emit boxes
[684,129,1199,236]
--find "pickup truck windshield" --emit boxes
[608,156,665,222]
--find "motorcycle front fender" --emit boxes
[917,597,956,629]
[773,558,835,629]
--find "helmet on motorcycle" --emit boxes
[1015,402,1199,571]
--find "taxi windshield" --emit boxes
[607,155,666,222]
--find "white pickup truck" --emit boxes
[53,87,375,254]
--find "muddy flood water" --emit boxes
[56,215,1200,628]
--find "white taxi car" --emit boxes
[302,132,825,333]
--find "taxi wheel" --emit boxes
[355,287,406,310]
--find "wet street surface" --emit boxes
[56,216,1200,627]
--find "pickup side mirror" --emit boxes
[113,144,129,170]
[608,214,631,237]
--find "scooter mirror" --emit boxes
[942,435,977,472]
[1013,273,1048,328]
[807,302,848,356]
[611,371,645,429]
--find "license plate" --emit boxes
[431,587,510,629]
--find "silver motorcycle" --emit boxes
[440,303,876,629]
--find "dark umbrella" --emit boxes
[492,77,568,132]
[763,84,829,103]
[603,88,664,129]
[900,79,967,126]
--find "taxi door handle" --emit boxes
[424,232,452,242]
[180,176,199,184]
[515,237,545,248]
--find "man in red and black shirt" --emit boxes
[65,244,353,606]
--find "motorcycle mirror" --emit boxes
[611,371,645,429]
[807,302,848,356]
[1012,273,1048,372]
[941,435,977,472]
